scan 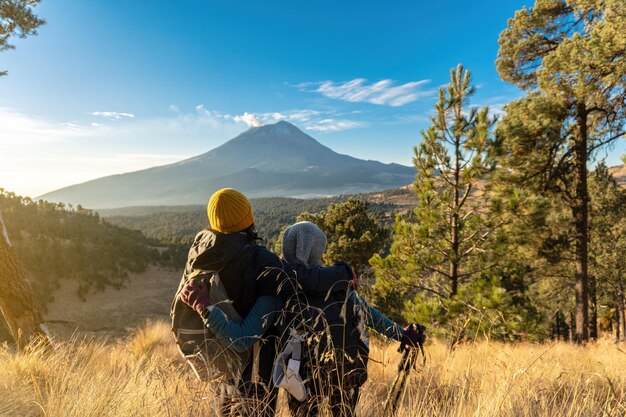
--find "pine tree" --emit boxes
[1,0,45,76]
[414,65,499,297]
[588,162,626,341]
[370,66,505,332]
[297,198,389,273]
[496,0,626,341]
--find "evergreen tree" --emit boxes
[297,198,389,273]
[414,65,499,297]
[372,65,497,292]
[1,0,45,76]
[370,66,518,338]
[588,162,626,341]
[496,0,626,341]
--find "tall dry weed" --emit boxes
[1,321,625,417]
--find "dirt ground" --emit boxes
[44,266,181,339]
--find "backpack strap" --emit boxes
[290,334,302,361]
[209,273,242,323]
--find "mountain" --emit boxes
[39,121,415,208]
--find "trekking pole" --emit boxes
[383,324,426,417]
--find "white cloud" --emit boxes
[304,119,364,133]
[90,111,135,120]
[486,104,506,118]
[226,110,323,127]
[394,114,432,124]
[168,104,180,113]
[461,103,506,120]
[0,107,93,144]
[296,78,433,107]
[232,112,263,127]
[282,110,321,122]
[224,109,361,133]
[474,95,513,119]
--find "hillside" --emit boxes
[0,189,168,307]
[610,163,626,186]
[101,195,398,248]
[44,266,179,339]
[39,121,415,209]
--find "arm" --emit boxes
[285,262,352,295]
[254,246,351,297]
[350,292,403,341]
[203,295,282,352]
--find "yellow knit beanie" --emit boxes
[207,188,255,234]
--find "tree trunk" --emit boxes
[573,104,590,342]
[616,303,621,343]
[556,311,560,340]
[553,311,560,340]
[619,280,626,342]
[589,274,597,340]
[449,242,459,297]
[0,212,53,350]
[449,128,461,298]
[622,300,626,342]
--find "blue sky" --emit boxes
[1,0,624,197]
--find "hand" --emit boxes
[401,323,426,350]
[180,279,211,318]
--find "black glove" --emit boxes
[401,323,426,350]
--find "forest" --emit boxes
[0,189,164,305]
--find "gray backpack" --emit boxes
[171,270,250,382]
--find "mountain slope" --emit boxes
[0,189,162,308]
[39,121,415,208]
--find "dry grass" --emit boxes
[1,320,625,417]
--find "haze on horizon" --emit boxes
[2,0,625,198]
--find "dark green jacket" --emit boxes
[184,228,352,319]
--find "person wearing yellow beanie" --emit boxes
[207,188,255,234]
[176,187,357,417]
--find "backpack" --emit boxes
[171,270,251,382]
[272,289,368,401]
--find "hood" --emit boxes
[281,221,327,266]
[187,229,251,272]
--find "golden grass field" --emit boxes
[1,320,625,417]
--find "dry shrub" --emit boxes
[1,321,626,417]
